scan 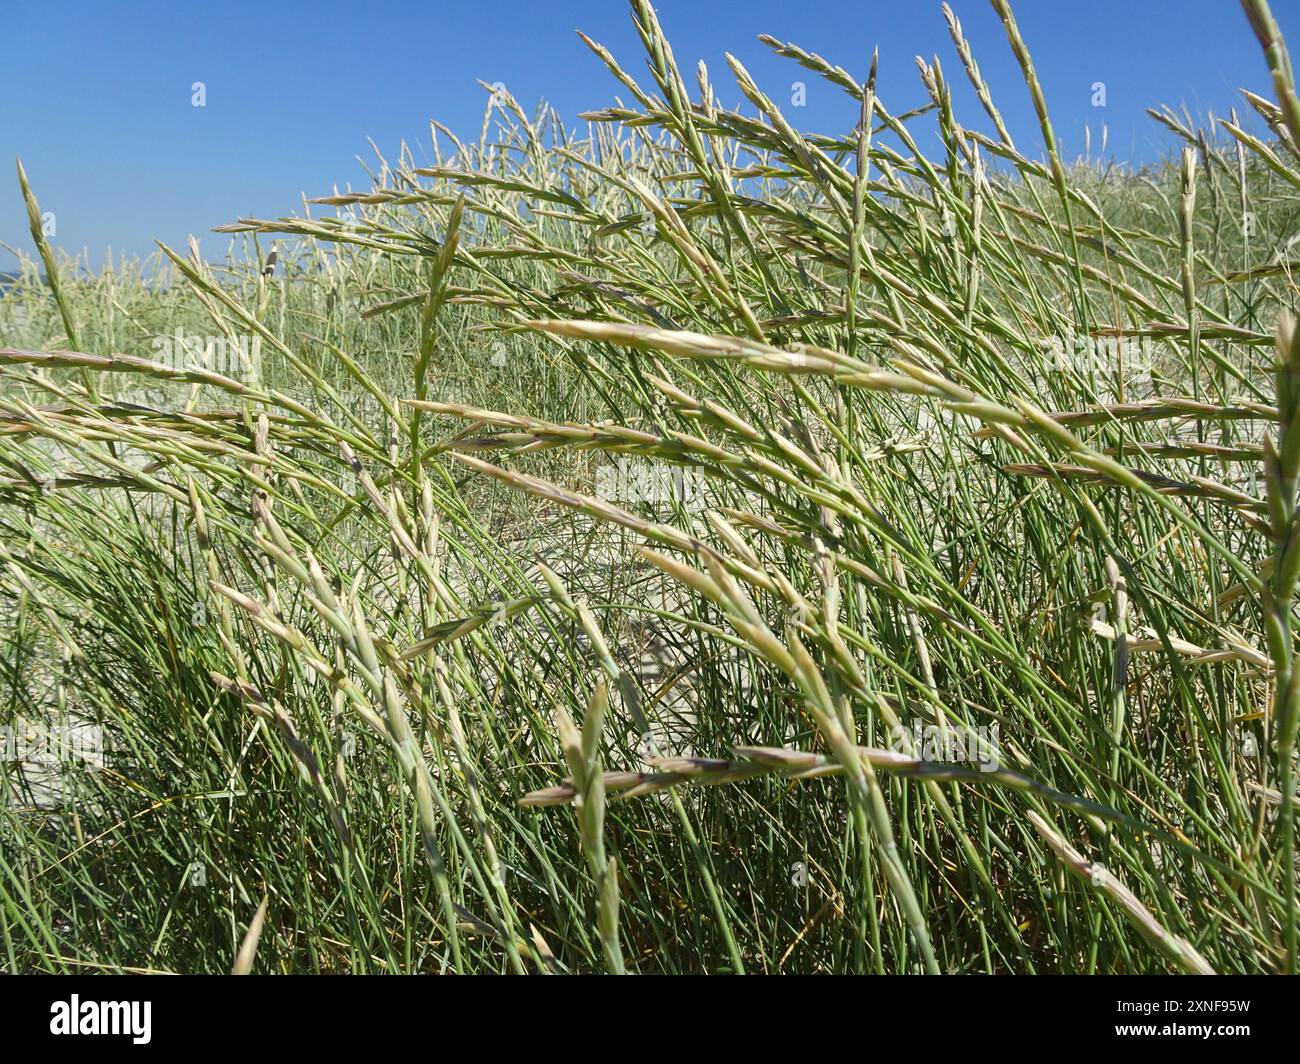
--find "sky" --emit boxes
[3,0,1299,271]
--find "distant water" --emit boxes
[0,271,50,290]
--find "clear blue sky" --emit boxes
[3,0,1298,271]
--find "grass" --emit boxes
[1,0,1299,974]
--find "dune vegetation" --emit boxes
[2,0,1300,974]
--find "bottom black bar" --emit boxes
[0,974,1288,1050]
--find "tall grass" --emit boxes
[1,0,1299,973]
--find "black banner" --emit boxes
[0,974,1287,1050]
